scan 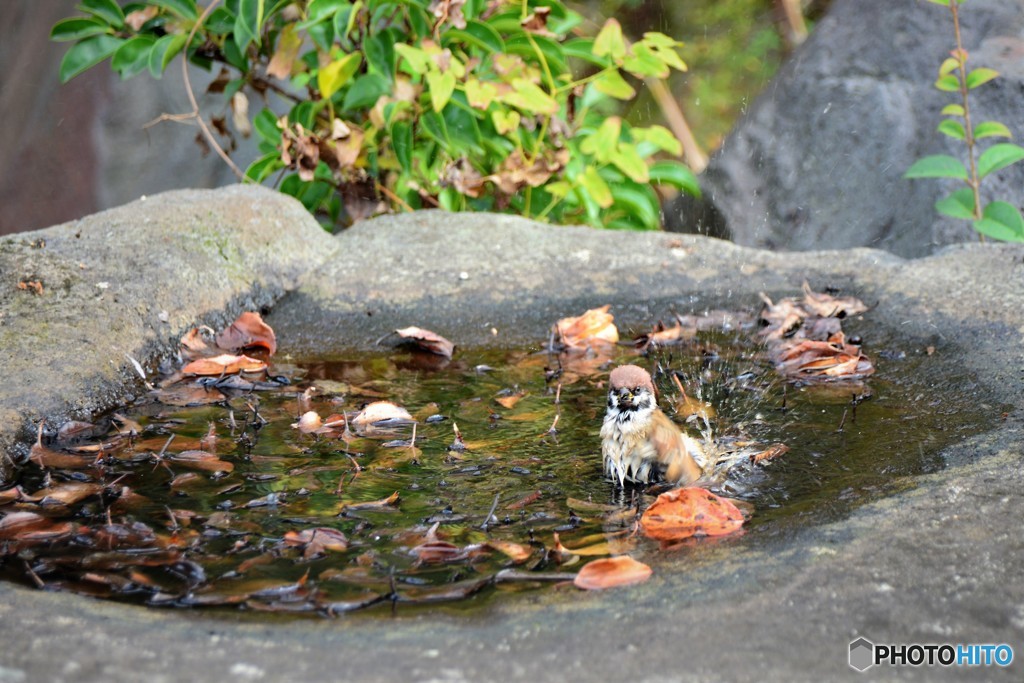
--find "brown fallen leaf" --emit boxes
[179,327,215,360]
[801,281,869,319]
[351,401,413,427]
[182,354,266,377]
[640,487,745,542]
[17,280,44,295]
[484,540,533,563]
[390,326,455,359]
[216,312,277,356]
[573,556,652,590]
[750,443,789,465]
[29,423,97,470]
[633,321,695,349]
[167,450,235,474]
[342,491,399,511]
[291,411,323,434]
[554,305,619,349]
[283,527,349,558]
[495,391,526,409]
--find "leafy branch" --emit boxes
[52,0,702,232]
[904,0,1024,242]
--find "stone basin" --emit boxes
[0,185,1021,681]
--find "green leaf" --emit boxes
[593,70,635,100]
[395,44,429,75]
[235,0,266,51]
[298,0,347,29]
[318,52,361,100]
[925,0,951,6]
[938,57,959,76]
[78,0,125,28]
[977,143,1024,178]
[633,126,682,156]
[563,38,607,67]
[974,201,1024,242]
[966,67,998,89]
[648,161,700,197]
[59,34,123,82]
[504,35,568,78]
[390,121,413,172]
[593,19,626,61]
[427,70,456,112]
[342,73,389,111]
[443,95,484,154]
[937,119,965,140]
[420,110,451,149]
[904,155,968,180]
[623,44,669,79]
[245,152,284,183]
[113,36,157,78]
[254,108,281,143]
[465,78,498,109]
[51,17,108,42]
[147,33,187,77]
[934,188,976,220]
[579,166,613,208]
[974,121,1013,139]
[940,103,965,117]
[151,0,199,21]
[611,185,660,230]
[502,79,559,115]
[365,31,396,80]
[934,74,960,92]
[444,20,505,54]
[610,143,649,183]
[580,118,621,163]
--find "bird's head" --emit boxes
[607,364,657,414]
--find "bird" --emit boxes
[600,364,706,487]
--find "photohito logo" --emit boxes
[849,637,1014,672]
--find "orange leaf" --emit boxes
[182,354,266,376]
[216,312,277,356]
[554,305,619,349]
[392,326,455,359]
[640,487,745,542]
[573,556,652,590]
[168,450,235,474]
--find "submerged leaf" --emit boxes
[573,556,652,590]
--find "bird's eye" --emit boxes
[635,386,642,393]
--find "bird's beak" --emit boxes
[617,388,634,406]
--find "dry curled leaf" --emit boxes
[390,327,455,359]
[750,443,789,465]
[554,305,619,349]
[182,354,266,377]
[351,401,413,426]
[291,411,323,434]
[640,487,745,542]
[216,312,277,356]
[573,556,652,590]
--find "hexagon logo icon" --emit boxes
[849,637,875,672]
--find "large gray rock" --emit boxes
[0,185,337,481]
[669,0,1024,257]
[1,203,1023,681]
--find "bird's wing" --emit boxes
[649,411,704,485]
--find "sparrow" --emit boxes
[600,364,705,487]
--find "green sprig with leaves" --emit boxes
[52,0,700,231]
[904,0,1024,242]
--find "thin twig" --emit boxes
[645,77,708,173]
[480,493,501,531]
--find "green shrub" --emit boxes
[905,0,1024,242]
[53,0,700,230]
